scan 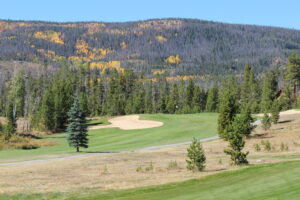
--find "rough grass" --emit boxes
[2,161,300,200]
[0,113,218,163]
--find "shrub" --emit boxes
[254,143,261,152]
[136,166,142,172]
[261,140,271,151]
[167,160,178,170]
[186,138,206,171]
[280,143,289,151]
[145,162,154,171]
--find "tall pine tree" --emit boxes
[66,96,89,152]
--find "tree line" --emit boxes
[1,54,300,141]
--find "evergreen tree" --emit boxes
[205,82,218,112]
[279,86,293,110]
[217,89,238,140]
[261,113,271,131]
[260,69,278,112]
[37,89,54,131]
[145,81,153,113]
[284,54,300,100]
[66,96,88,152]
[185,79,195,109]
[224,116,249,165]
[167,83,179,113]
[239,105,256,138]
[186,138,206,171]
[271,100,280,124]
[241,64,252,108]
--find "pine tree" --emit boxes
[260,69,278,112]
[271,100,280,124]
[145,81,153,113]
[186,138,206,171]
[167,83,179,113]
[224,116,249,165]
[205,82,218,112]
[217,89,238,140]
[241,64,252,108]
[185,79,195,109]
[66,96,88,152]
[261,113,271,131]
[239,105,256,138]
[284,54,300,100]
[38,89,54,131]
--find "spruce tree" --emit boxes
[205,82,218,112]
[66,96,88,152]
[167,83,179,114]
[260,69,278,112]
[261,113,271,131]
[271,100,280,124]
[217,89,238,140]
[284,54,300,100]
[185,79,195,109]
[224,116,249,165]
[239,105,255,138]
[186,138,206,171]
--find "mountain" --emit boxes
[0,18,300,76]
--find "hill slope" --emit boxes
[0,18,300,75]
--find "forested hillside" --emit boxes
[0,18,300,77]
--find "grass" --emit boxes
[2,161,300,200]
[0,113,218,163]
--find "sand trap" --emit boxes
[88,115,163,130]
[256,109,300,117]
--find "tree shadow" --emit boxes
[278,120,293,124]
[19,133,41,139]
[86,122,105,126]
[251,133,274,139]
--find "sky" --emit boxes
[0,0,299,30]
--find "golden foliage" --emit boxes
[153,70,167,75]
[90,61,124,73]
[155,35,167,42]
[150,75,207,82]
[37,49,65,61]
[75,40,90,55]
[165,55,181,64]
[33,31,64,45]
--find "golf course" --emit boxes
[0,113,218,163]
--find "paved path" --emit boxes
[0,136,220,166]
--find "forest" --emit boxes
[0,53,299,137]
[0,18,300,78]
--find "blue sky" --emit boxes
[0,0,299,29]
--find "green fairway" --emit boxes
[0,113,218,162]
[2,161,300,200]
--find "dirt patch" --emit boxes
[88,115,163,130]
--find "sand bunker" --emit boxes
[88,115,163,130]
[257,109,300,117]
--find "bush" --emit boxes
[254,143,261,152]
[280,143,289,151]
[167,160,178,170]
[136,166,143,172]
[261,140,271,151]
[145,162,154,171]
[186,138,206,171]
